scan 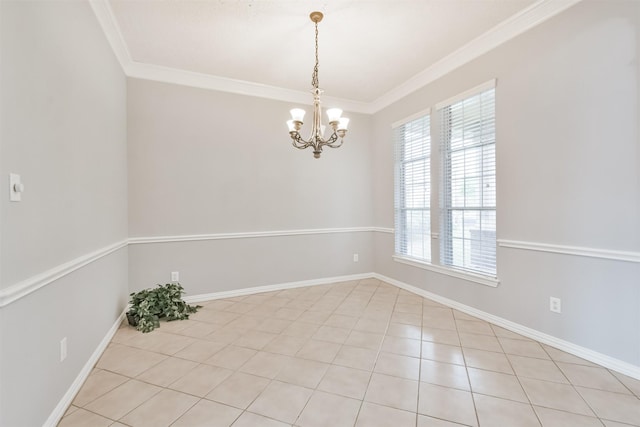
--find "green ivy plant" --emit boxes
[127,283,201,333]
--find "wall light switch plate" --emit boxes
[171,271,179,282]
[9,173,23,202]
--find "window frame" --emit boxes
[393,110,432,262]
[391,80,499,287]
[439,84,497,277]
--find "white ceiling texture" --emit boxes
[93,0,581,113]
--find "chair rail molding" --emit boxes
[128,227,379,244]
[498,239,640,263]
[0,240,129,308]
[371,227,394,234]
[0,227,383,306]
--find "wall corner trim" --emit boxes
[0,240,128,308]
[43,310,126,427]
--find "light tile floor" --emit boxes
[59,279,640,427]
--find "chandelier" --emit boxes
[287,11,349,159]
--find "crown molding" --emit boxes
[368,0,583,112]
[90,0,581,114]
[88,0,371,113]
[126,62,372,114]
[89,0,132,74]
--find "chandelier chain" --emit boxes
[311,20,319,89]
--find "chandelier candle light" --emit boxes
[287,11,349,159]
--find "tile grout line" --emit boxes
[62,279,640,427]
[492,322,543,427]
[540,341,602,424]
[213,286,325,427]
[350,278,398,427]
[450,306,481,427]
[416,293,424,427]
[290,282,354,427]
[237,280,377,426]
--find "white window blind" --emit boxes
[394,114,431,261]
[439,87,496,276]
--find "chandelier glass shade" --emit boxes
[287,11,349,159]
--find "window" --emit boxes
[439,86,496,276]
[392,80,497,284]
[394,113,431,261]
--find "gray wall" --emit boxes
[129,233,373,295]
[1,0,640,425]
[372,0,640,366]
[0,1,128,425]
[127,79,374,293]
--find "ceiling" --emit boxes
[97,0,578,112]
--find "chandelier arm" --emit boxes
[319,132,339,147]
[324,139,344,149]
[292,129,344,150]
[290,133,313,149]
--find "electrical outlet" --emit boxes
[550,297,562,314]
[60,337,67,362]
[171,271,179,282]
[353,253,359,262]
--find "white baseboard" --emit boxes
[183,273,373,303]
[44,310,126,427]
[184,271,639,379]
[46,270,640,427]
[372,273,640,380]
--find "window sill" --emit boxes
[392,255,500,288]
